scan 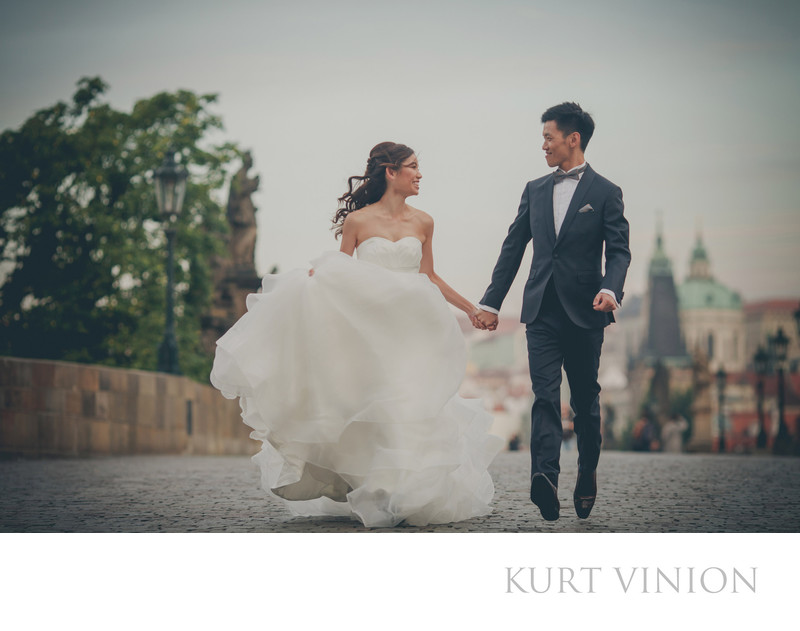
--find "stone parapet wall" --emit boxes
[0,357,256,457]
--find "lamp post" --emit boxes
[794,303,800,339]
[716,367,727,453]
[794,304,800,455]
[154,150,188,375]
[754,346,769,450]
[769,327,790,455]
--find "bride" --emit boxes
[210,142,502,528]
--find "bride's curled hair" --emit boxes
[332,141,415,238]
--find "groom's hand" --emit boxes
[474,309,498,331]
[593,292,617,312]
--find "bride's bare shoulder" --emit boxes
[410,207,434,233]
[343,208,368,226]
[407,205,432,222]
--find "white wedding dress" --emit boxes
[210,236,503,527]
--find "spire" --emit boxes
[649,212,672,277]
[643,212,689,365]
[688,226,711,279]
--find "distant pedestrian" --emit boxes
[632,416,659,452]
[661,413,688,453]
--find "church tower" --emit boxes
[688,233,711,279]
[642,221,690,366]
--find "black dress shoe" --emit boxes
[573,470,597,519]
[530,473,560,521]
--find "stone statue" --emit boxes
[687,348,713,452]
[648,360,671,426]
[226,152,260,269]
[201,151,263,359]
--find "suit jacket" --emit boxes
[480,164,631,329]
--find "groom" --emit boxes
[475,102,630,521]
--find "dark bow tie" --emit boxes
[553,164,587,183]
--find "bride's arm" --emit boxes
[339,214,358,256]
[311,213,357,276]
[418,214,479,321]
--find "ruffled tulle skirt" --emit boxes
[210,251,502,527]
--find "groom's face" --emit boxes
[542,120,575,169]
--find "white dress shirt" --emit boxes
[554,163,584,236]
[478,162,618,315]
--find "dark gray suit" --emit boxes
[480,164,630,486]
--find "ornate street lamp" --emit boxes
[754,346,769,449]
[769,327,790,454]
[794,303,800,338]
[153,150,188,375]
[795,304,800,455]
[716,367,727,453]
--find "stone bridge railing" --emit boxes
[0,356,256,457]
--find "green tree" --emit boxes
[0,77,240,381]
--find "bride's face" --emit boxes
[389,155,422,197]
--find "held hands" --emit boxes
[470,294,615,330]
[592,292,617,312]
[471,308,498,331]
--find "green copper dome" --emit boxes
[678,230,740,309]
[678,277,742,310]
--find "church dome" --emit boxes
[678,231,741,310]
[678,277,742,310]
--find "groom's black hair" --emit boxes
[541,102,595,151]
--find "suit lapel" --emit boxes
[555,165,596,247]
[541,177,556,245]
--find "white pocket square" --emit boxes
[578,204,594,213]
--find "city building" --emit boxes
[743,299,800,371]
[677,232,746,373]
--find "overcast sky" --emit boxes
[2,0,799,314]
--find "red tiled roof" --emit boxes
[743,299,800,315]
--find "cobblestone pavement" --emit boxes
[1,450,799,532]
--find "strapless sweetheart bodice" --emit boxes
[356,236,422,273]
